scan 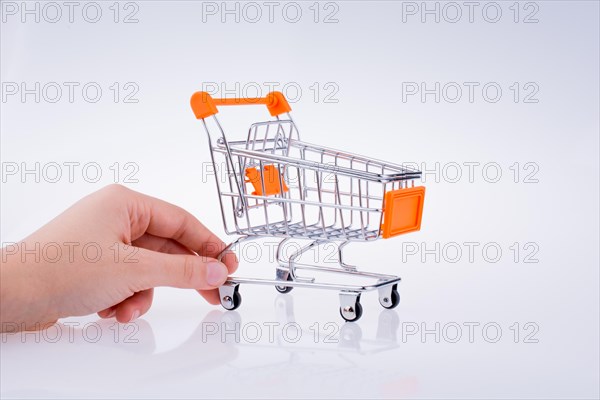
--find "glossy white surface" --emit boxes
[1,1,599,398]
[0,286,588,399]
[2,263,599,399]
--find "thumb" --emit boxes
[132,247,230,290]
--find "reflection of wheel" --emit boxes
[340,301,363,322]
[379,285,400,309]
[221,287,242,311]
[339,321,363,345]
[275,274,293,294]
[377,308,401,341]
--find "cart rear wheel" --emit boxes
[340,301,363,322]
[379,285,400,309]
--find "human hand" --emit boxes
[0,185,238,331]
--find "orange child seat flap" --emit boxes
[381,186,425,238]
[245,165,289,196]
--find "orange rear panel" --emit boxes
[381,186,425,238]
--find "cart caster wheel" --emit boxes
[275,274,294,294]
[340,301,363,322]
[379,285,400,309]
[275,285,293,294]
[220,285,242,311]
[339,292,362,322]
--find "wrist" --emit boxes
[1,247,59,332]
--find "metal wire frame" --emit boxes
[196,107,425,320]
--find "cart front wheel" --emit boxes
[220,286,242,311]
[340,301,363,322]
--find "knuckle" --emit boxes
[103,183,129,197]
[181,255,200,287]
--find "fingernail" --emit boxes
[129,310,140,322]
[207,261,228,286]
[107,309,116,318]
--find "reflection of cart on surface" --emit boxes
[190,91,426,322]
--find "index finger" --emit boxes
[125,188,238,273]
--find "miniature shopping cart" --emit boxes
[190,91,425,322]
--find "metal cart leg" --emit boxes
[274,238,320,293]
[337,241,358,272]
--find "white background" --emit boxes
[1,1,599,398]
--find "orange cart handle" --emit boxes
[190,91,291,119]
